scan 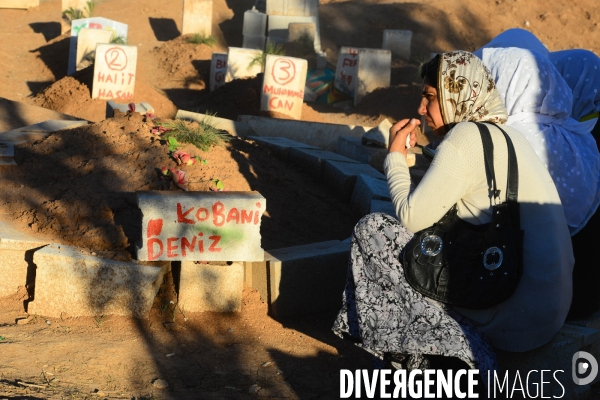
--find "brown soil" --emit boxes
[1,0,599,398]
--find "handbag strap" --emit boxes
[474,122,519,204]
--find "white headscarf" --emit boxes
[481,47,600,234]
[549,49,600,131]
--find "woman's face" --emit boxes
[418,83,446,136]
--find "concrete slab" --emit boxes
[382,30,412,61]
[68,18,128,75]
[261,54,308,119]
[267,15,321,51]
[179,262,244,312]
[106,101,154,118]
[370,199,396,218]
[355,49,391,106]
[0,142,16,166]
[209,52,228,91]
[0,0,38,8]
[182,0,212,36]
[351,174,391,216]
[75,28,112,72]
[288,147,359,181]
[336,135,388,171]
[323,160,386,202]
[0,120,88,145]
[495,323,600,399]
[92,44,138,101]
[251,240,350,318]
[0,221,49,298]
[243,9,267,36]
[28,244,169,318]
[242,34,266,51]
[238,114,374,151]
[362,118,391,148]
[136,191,266,262]
[266,0,318,17]
[226,47,263,82]
[0,97,84,134]
[246,135,318,161]
[176,110,253,138]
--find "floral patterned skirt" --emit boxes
[332,213,498,375]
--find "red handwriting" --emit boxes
[176,201,262,226]
[104,47,128,71]
[269,97,294,111]
[263,85,304,99]
[97,72,135,85]
[342,58,357,67]
[147,233,222,261]
[97,89,134,100]
[215,59,227,69]
[89,23,103,29]
[340,72,353,86]
[271,58,296,85]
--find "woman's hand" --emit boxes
[389,118,420,156]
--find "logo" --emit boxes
[572,351,598,385]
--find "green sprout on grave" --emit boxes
[159,115,230,152]
[63,0,96,22]
[249,40,286,68]
[185,33,218,47]
[110,34,127,45]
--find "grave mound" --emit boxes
[0,112,358,261]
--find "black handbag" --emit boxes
[402,122,524,309]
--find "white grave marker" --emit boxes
[136,191,266,262]
[225,47,263,82]
[261,54,307,120]
[354,49,391,106]
[92,44,137,101]
[182,0,212,36]
[68,17,128,75]
[210,52,228,92]
[75,28,112,71]
[334,47,359,97]
[382,30,412,61]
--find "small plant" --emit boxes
[167,136,181,152]
[249,40,286,68]
[210,178,225,191]
[110,34,127,45]
[94,315,104,328]
[185,33,217,46]
[161,117,230,152]
[63,0,95,22]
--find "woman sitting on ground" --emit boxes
[333,51,573,373]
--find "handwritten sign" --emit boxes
[260,54,308,120]
[182,0,212,36]
[210,52,227,92]
[334,47,359,97]
[92,44,137,101]
[136,192,266,262]
[68,17,128,75]
[75,28,112,71]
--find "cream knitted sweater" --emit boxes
[384,122,574,352]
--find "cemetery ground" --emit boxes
[1,0,600,398]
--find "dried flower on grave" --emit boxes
[170,168,188,191]
[128,103,136,113]
[160,166,171,176]
[171,150,197,166]
[144,112,156,120]
[150,125,171,136]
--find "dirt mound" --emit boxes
[30,67,178,122]
[1,113,358,261]
[151,36,218,90]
